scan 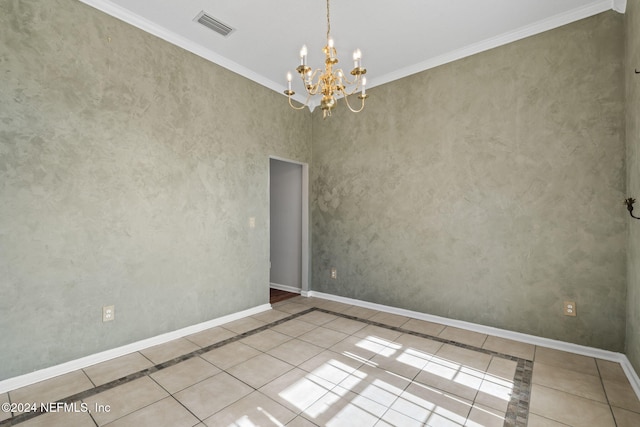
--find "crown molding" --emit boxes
[78,0,289,104]
[367,0,614,90]
[79,0,618,115]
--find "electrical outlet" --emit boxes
[249,217,256,228]
[563,301,576,317]
[330,268,337,280]
[103,305,115,322]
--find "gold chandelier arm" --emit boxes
[299,68,322,80]
[286,89,316,111]
[340,83,363,97]
[334,69,359,87]
[342,92,367,113]
[287,96,308,110]
[302,69,323,95]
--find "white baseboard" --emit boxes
[620,355,640,400]
[307,290,640,400]
[5,292,639,403]
[269,283,302,294]
[0,304,271,394]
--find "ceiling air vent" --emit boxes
[194,11,235,37]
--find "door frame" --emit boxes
[268,156,310,295]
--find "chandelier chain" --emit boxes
[326,0,331,42]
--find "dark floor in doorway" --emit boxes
[269,288,299,304]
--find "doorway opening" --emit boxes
[269,157,309,301]
[269,288,299,304]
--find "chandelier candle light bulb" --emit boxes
[284,0,369,118]
[353,49,361,68]
[305,69,312,87]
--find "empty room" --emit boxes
[1,0,640,426]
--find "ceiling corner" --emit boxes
[613,0,627,13]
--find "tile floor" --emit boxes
[1,296,640,426]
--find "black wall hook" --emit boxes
[636,69,640,74]
[625,198,640,219]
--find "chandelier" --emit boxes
[284,0,368,118]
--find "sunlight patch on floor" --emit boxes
[356,335,398,357]
[278,374,333,411]
[277,335,514,426]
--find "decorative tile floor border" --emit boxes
[313,308,533,427]
[0,307,532,426]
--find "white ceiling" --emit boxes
[80,0,626,110]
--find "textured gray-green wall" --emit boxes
[0,0,311,379]
[311,12,627,351]
[626,0,640,373]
